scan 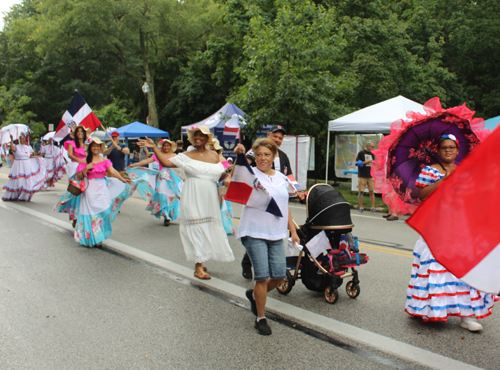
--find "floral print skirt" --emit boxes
[74,177,138,247]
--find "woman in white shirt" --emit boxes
[234,139,299,335]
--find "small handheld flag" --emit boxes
[225,153,283,217]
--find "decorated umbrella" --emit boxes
[0,124,30,145]
[372,97,490,215]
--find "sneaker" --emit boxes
[371,208,377,214]
[460,317,483,331]
[246,289,258,316]
[255,318,272,335]
[358,207,364,213]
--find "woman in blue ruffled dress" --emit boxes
[74,138,138,248]
[208,139,235,235]
[53,125,89,226]
[127,139,183,226]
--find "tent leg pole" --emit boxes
[325,131,330,184]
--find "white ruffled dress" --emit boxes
[169,154,234,263]
[405,166,497,321]
[2,145,47,202]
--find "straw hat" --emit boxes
[187,125,214,145]
[85,137,106,153]
[159,138,175,153]
[70,124,91,139]
[212,138,223,152]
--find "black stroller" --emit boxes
[277,184,369,304]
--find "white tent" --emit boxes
[325,96,425,182]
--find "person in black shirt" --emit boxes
[174,140,184,154]
[103,131,130,177]
[355,141,376,214]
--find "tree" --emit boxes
[232,0,349,136]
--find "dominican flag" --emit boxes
[406,126,500,294]
[225,153,283,217]
[287,175,302,191]
[54,91,102,141]
[222,115,241,140]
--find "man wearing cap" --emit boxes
[267,125,292,176]
[103,131,130,177]
[241,125,293,279]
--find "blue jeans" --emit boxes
[241,236,286,281]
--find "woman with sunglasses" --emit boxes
[405,134,497,331]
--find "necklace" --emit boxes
[196,149,205,157]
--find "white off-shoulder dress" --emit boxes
[169,154,234,263]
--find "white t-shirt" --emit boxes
[237,167,291,241]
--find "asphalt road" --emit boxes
[1,166,498,370]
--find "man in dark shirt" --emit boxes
[355,141,376,214]
[103,131,130,177]
[174,140,184,154]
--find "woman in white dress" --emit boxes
[41,138,65,189]
[2,134,47,201]
[138,126,234,279]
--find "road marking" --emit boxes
[359,243,414,258]
[0,201,482,370]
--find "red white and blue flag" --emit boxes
[54,91,102,141]
[222,115,241,140]
[287,175,302,191]
[406,126,500,294]
[225,153,283,217]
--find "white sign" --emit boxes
[48,124,54,131]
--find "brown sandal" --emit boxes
[194,269,211,280]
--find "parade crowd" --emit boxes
[1,124,496,336]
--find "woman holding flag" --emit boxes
[54,124,89,226]
[138,125,234,280]
[405,134,497,331]
[233,139,300,335]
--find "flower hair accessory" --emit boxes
[440,134,459,147]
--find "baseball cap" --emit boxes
[269,125,286,135]
[111,131,120,137]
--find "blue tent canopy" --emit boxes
[181,103,246,134]
[114,121,169,138]
[485,116,500,131]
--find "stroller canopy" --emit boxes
[306,184,354,231]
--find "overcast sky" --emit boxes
[1,0,22,31]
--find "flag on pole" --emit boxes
[225,153,283,217]
[54,91,102,141]
[223,114,241,140]
[406,126,500,294]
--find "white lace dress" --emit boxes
[169,154,234,263]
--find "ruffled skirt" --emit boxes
[43,153,66,188]
[221,198,234,235]
[127,167,182,221]
[53,162,81,220]
[74,177,139,247]
[2,158,48,201]
[405,237,497,322]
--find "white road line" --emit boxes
[1,202,481,370]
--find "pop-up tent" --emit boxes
[181,103,246,134]
[485,115,500,131]
[114,121,169,138]
[325,96,425,182]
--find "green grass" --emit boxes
[307,180,389,211]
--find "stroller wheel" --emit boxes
[346,280,361,298]
[324,286,339,304]
[276,270,294,295]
